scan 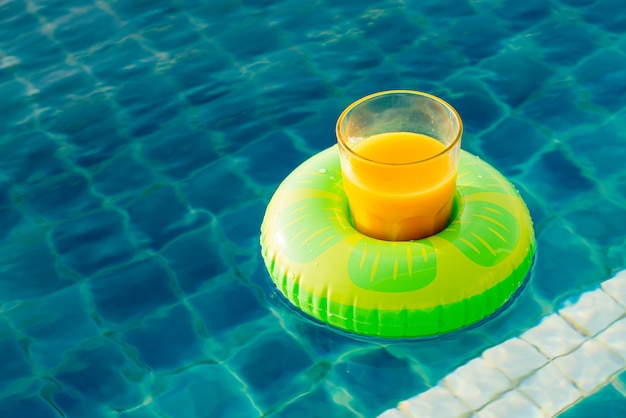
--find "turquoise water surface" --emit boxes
[0,0,625,417]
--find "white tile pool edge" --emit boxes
[379,269,626,418]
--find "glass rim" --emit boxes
[336,90,463,166]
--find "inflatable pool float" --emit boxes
[260,146,535,338]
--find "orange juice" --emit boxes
[341,132,457,241]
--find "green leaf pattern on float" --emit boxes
[274,198,347,264]
[437,156,520,267]
[347,238,437,292]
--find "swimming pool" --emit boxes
[0,0,625,416]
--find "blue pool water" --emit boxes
[0,0,625,416]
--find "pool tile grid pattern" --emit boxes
[1,0,626,416]
[380,270,626,417]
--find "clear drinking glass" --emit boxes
[336,90,463,241]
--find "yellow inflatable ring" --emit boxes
[261,146,535,338]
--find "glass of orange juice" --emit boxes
[336,90,463,241]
